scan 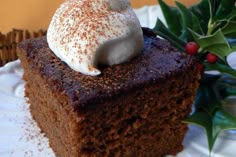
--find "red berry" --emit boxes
[197,63,204,74]
[206,53,218,64]
[185,42,199,55]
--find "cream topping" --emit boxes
[47,0,144,76]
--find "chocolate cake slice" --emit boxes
[18,28,200,157]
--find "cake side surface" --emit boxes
[18,29,200,157]
[77,73,199,157]
[18,46,84,156]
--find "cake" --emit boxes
[18,27,200,157]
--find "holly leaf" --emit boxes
[154,0,236,155]
[191,29,232,60]
[227,38,236,51]
[195,75,221,114]
[189,0,210,34]
[213,0,236,21]
[213,109,236,145]
[153,19,186,51]
[186,108,236,152]
[192,13,205,35]
[214,109,236,131]
[158,0,182,36]
[175,1,193,42]
[233,45,236,51]
[205,62,236,78]
[224,88,236,97]
[217,75,236,87]
[222,10,236,21]
[185,111,213,152]
[186,73,236,152]
[222,21,236,38]
[186,89,236,152]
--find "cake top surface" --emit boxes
[18,28,195,113]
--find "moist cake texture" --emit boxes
[18,28,200,157]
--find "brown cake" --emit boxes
[18,28,200,157]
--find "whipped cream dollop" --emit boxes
[47,0,144,76]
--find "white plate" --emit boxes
[0,60,55,157]
[1,5,236,157]
[1,61,236,157]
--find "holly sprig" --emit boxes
[153,0,236,154]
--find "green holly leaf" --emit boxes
[191,29,232,60]
[153,19,186,52]
[218,75,236,87]
[186,107,236,153]
[158,0,182,36]
[223,10,236,21]
[213,0,236,21]
[186,85,236,152]
[216,74,236,98]
[205,62,236,78]
[185,111,213,152]
[154,0,236,155]
[222,21,236,38]
[233,45,236,51]
[224,88,236,97]
[195,78,221,114]
[212,109,236,147]
[213,109,236,132]
[175,1,193,42]
[192,13,205,35]
[227,38,236,51]
[189,0,210,34]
